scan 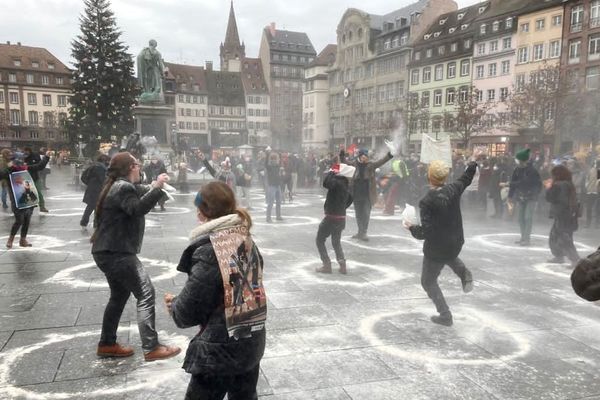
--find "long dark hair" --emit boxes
[91,152,136,242]
[197,181,252,229]
[551,164,578,212]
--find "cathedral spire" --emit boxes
[220,1,245,71]
[224,1,241,48]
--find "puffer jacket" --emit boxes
[410,162,477,262]
[91,178,163,254]
[171,218,266,376]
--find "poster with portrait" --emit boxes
[9,170,39,209]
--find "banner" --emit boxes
[210,225,267,339]
[9,170,39,209]
[420,134,452,166]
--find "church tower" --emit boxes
[220,1,245,72]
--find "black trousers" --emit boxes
[10,207,33,237]
[184,364,260,400]
[353,197,371,235]
[549,220,580,263]
[93,253,159,351]
[421,256,469,314]
[316,217,345,264]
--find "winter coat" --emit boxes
[91,179,163,255]
[546,181,578,232]
[203,159,237,189]
[323,172,353,217]
[347,152,393,204]
[143,161,167,184]
[409,162,477,262]
[488,166,508,200]
[508,163,542,202]
[0,156,49,213]
[264,155,281,187]
[24,153,42,182]
[171,216,266,377]
[82,162,107,206]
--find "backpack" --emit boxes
[571,248,600,301]
[80,166,92,185]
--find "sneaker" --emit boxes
[266,217,273,223]
[97,343,134,358]
[462,270,473,293]
[547,257,565,264]
[357,235,369,242]
[315,264,332,274]
[160,205,166,211]
[431,312,453,327]
[39,207,49,213]
[520,241,531,247]
[351,233,360,239]
[144,344,181,362]
[19,239,32,247]
[276,216,284,221]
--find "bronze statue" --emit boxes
[137,39,165,103]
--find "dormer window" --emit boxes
[479,6,487,14]
[424,33,432,40]
[13,59,21,67]
[434,31,441,38]
[48,63,55,70]
[440,18,447,25]
[461,24,469,30]
[457,13,465,20]
[31,61,39,68]
[449,27,457,34]
[480,24,487,34]
[506,17,513,28]
[493,21,500,32]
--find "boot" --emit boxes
[19,238,32,247]
[97,343,134,358]
[431,311,453,327]
[338,260,347,275]
[316,261,332,274]
[462,269,473,293]
[6,235,15,249]
[144,344,181,362]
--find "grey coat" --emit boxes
[91,178,163,254]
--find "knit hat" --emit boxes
[339,163,356,179]
[358,148,369,158]
[515,148,531,162]
[427,160,450,187]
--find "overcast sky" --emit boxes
[1,0,483,69]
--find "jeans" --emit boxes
[517,200,537,242]
[421,256,469,314]
[239,186,251,209]
[184,364,259,400]
[585,193,600,227]
[80,203,95,227]
[353,197,371,235]
[316,217,345,264]
[549,220,580,263]
[10,208,33,237]
[93,253,159,351]
[266,185,281,219]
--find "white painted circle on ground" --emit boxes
[148,207,191,215]
[35,208,86,217]
[0,327,189,399]
[533,262,572,279]
[359,306,531,366]
[254,215,320,227]
[45,194,83,201]
[43,257,179,289]
[471,233,595,253]
[342,234,422,254]
[0,235,81,252]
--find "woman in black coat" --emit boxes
[165,181,266,400]
[80,154,110,228]
[545,164,580,265]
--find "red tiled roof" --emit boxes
[240,57,268,94]
[309,44,337,67]
[164,62,207,91]
[0,43,70,73]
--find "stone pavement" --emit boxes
[2,168,600,399]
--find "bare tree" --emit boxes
[450,86,494,149]
[559,86,600,151]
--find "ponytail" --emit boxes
[235,207,253,231]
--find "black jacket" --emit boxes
[323,172,353,216]
[171,235,266,376]
[410,162,477,262]
[91,179,163,254]
[82,162,107,206]
[508,163,542,202]
[546,181,578,231]
[24,153,42,182]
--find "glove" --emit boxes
[384,139,397,156]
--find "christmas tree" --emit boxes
[69,0,138,155]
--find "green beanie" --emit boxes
[515,148,531,162]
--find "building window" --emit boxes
[569,39,581,64]
[48,63,55,70]
[26,74,34,84]
[186,122,192,130]
[58,95,67,107]
[477,90,483,102]
[178,95,184,102]
[488,63,497,77]
[27,93,37,105]
[447,62,456,78]
[451,43,458,52]
[426,49,433,58]
[518,47,529,64]
[438,45,445,55]
[459,87,468,102]
[0,92,3,103]
[549,40,561,58]
[476,65,485,79]
[586,66,600,90]
[434,64,443,81]
[535,19,545,31]
[552,15,562,26]
[533,44,544,61]
[423,67,431,83]
[31,61,39,68]
[178,121,185,129]
[493,21,499,32]
[10,110,20,125]
[503,37,512,49]
[9,92,19,104]
[433,90,442,106]
[464,39,472,49]
[415,51,421,61]
[411,69,419,85]
[460,60,470,76]
[506,18,513,28]
[516,74,526,91]
[480,24,487,34]
[56,77,64,85]
[421,91,430,107]
[592,1,600,27]
[500,87,509,101]
[478,43,486,55]
[487,89,496,101]
[8,73,16,83]
[41,75,49,85]
[571,5,584,32]
[501,60,510,75]
[521,23,530,32]
[490,40,498,52]
[43,94,52,106]
[589,35,600,60]
[446,88,455,105]
[28,111,38,126]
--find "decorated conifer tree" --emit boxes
[69,0,138,155]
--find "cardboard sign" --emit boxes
[420,134,452,166]
[9,170,39,209]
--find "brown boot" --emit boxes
[316,261,332,274]
[6,235,15,249]
[19,238,32,247]
[144,344,181,362]
[338,260,347,275]
[97,343,134,358]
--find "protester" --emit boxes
[383,157,409,216]
[235,163,252,209]
[545,164,581,265]
[143,155,168,211]
[164,181,266,400]
[316,162,355,274]
[91,152,180,361]
[201,154,237,190]
[507,149,542,246]
[1,148,50,248]
[79,153,110,229]
[24,147,49,212]
[405,159,476,327]
[584,160,600,229]
[0,149,9,210]
[264,150,283,222]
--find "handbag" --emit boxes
[571,248,600,301]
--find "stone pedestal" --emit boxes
[133,104,175,148]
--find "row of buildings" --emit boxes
[1,0,599,156]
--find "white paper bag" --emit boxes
[401,203,418,226]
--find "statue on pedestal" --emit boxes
[137,39,166,104]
